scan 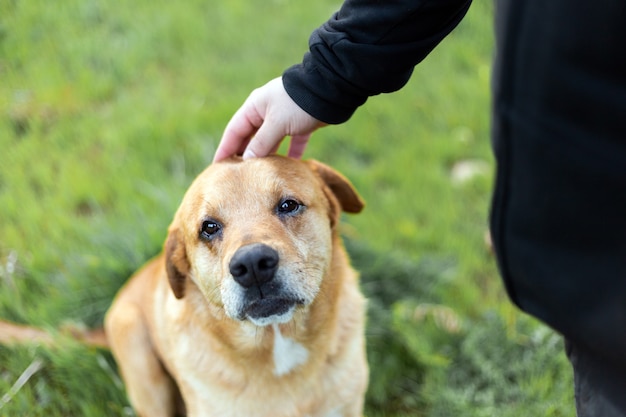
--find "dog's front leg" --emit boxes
[105,302,178,417]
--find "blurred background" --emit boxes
[0,0,574,415]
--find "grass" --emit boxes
[0,0,574,415]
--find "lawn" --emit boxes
[0,0,574,415]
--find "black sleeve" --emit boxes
[282,0,472,124]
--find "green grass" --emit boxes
[0,0,574,415]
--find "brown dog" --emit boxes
[104,155,368,417]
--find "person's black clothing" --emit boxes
[491,1,626,413]
[491,0,626,371]
[567,342,626,416]
[282,0,626,414]
[283,0,472,124]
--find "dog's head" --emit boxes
[164,156,363,327]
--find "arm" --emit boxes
[214,0,472,161]
[284,0,473,124]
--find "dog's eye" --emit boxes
[277,199,302,215]
[200,220,222,240]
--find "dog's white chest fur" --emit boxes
[272,324,309,376]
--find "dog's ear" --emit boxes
[164,227,189,299]
[307,160,364,225]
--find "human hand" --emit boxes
[213,77,326,162]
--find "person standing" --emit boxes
[214,1,626,415]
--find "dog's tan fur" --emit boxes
[104,156,368,417]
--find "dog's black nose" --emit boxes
[229,243,279,288]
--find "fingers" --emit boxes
[213,97,263,162]
[213,77,323,162]
[242,118,289,160]
[213,132,252,162]
[287,134,311,159]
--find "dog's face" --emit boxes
[165,156,363,327]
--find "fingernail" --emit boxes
[243,149,257,160]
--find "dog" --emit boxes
[103,155,368,417]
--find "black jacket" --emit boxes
[490,0,626,374]
[283,0,472,124]
[283,0,626,377]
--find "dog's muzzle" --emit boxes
[229,243,300,322]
